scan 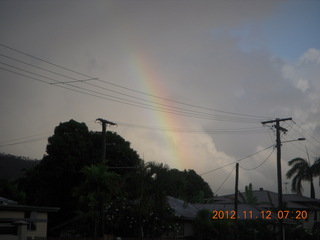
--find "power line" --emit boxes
[0,63,267,123]
[0,120,97,148]
[239,147,275,171]
[0,42,273,123]
[214,165,236,195]
[282,134,320,159]
[0,137,48,148]
[291,123,320,150]
[0,121,270,148]
[0,43,92,79]
[293,120,320,145]
[98,78,270,119]
[116,121,268,134]
[0,52,89,82]
[200,145,274,176]
[0,132,51,145]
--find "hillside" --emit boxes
[0,153,39,180]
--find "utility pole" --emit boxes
[234,163,239,240]
[95,118,117,239]
[96,118,117,163]
[261,117,292,240]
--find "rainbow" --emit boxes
[128,51,192,170]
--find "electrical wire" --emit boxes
[0,43,273,124]
[239,147,275,171]
[200,144,274,176]
[292,120,320,146]
[291,123,320,153]
[0,52,91,82]
[0,120,97,148]
[214,165,236,195]
[282,134,320,159]
[98,78,270,119]
[0,120,271,149]
[0,62,268,124]
[0,137,48,148]
[116,121,268,134]
[0,43,92,79]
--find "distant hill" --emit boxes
[0,153,39,180]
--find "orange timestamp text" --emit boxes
[212,210,308,220]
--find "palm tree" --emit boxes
[286,157,320,199]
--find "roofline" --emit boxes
[0,204,60,212]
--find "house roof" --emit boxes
[193,203,273,220]
[167,196,199,219]
[213,196,234,204]
[0,196,59,213]
[283,194,320,204]
[0,197,17,205]
[0,204,60,212]
[168,189,320,223]
[170,198,302,226]
[219,189,320,210]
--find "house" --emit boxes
[224,188,320,230]
[167,189,320,238]
[0,197,59,240]
[167,196,198,238]
[167,196,279,238]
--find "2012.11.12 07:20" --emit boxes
[212,210,308,220]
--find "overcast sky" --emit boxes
[1,0,320,197]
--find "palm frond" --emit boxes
[287,158,309,174]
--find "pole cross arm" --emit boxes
[274,125,288,133]
[261,117,292,125]
[96,118,117,126]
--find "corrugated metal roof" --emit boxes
[0,197,17,205]
[167,196,199,219]
[168,196,284,221]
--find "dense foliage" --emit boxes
[1,119,213,238]
[0,153,38,180]
[193,209,233,240]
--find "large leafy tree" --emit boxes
[286,157,320,199]
[164,169,213,202]
[18,119,214,238]
[20,120,95,226]
[19,119,141,234]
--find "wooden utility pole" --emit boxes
[234,163,239,240]
[261,118,292,240]
[96,118,117,239]
[96,118,117,163]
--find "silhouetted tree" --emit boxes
[20,119,141,235]
[286,157,320,198]
[245,183,257,204]
[194,209,233,240]
[74,164,119,238]
[17,119,214,238]
[0,178,25,203]
[0,153,38,180]
[163,169,213,202]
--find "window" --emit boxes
[178,222,184,237]
[25,211,37,231]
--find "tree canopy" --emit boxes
[14,119,213,237]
